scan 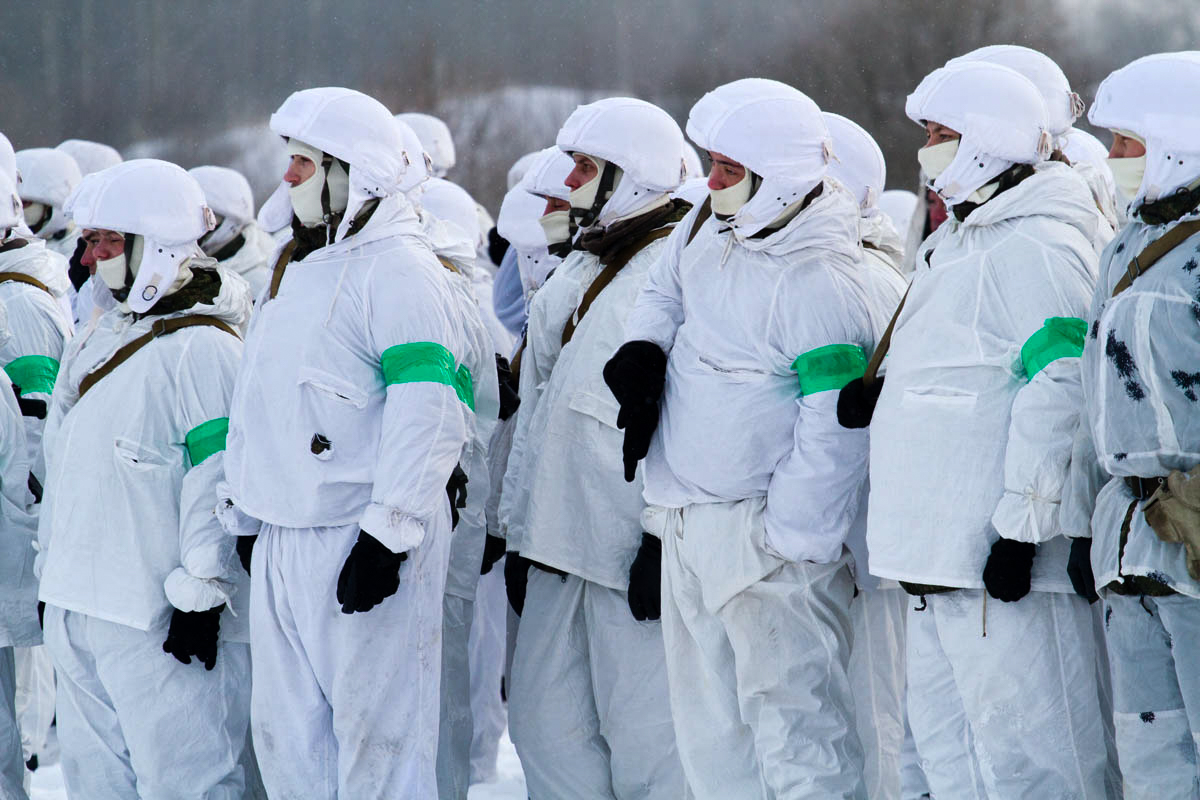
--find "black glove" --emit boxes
[982,537,1036,602]
[162,605,224,670]
[627,533,662,621]
[481,534,507,575]
[496,354,520,421]
[10,381,46,420]
[67,237,89,291]
[36,601,44,630]
[446,464,469,529]
[336,530,408,614]
[504,552,530,616]
[603,341,668,483]
[1067,537,1099,604]
[837,376,884,429]
[236,535,256,575]
[487,227,510,267]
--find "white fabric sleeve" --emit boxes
[762,270,872,564]
[167,331,242,613]
[992,357,1082,544]
[1060,423,1105,540]
[623,210,693,351]
[358,263,468,555]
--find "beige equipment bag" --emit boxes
[1143,467,1200,580]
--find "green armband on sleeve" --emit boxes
[5,355,59,396]
[185,417,229,467]
[791,343,867,396]
[380,342,474,409]
[1021,317,1087,379]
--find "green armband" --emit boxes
[380,342,474,408]
[1021,317,1086,379]
[5,355,59,396]
[185,417,229,467]
[791,344,867,396]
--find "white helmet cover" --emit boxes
[396,112,455,177]
[421,178,483,249]
[878,189,919,234]
[521,146,573,201]
[906,61,1052,206]
[189,165,256,254]
[507,151,543,191]
[949,44,1083,143]
[1088,51,1200,207]
[557,97,685,227]
[392,115,433,194]
[681,143,704,180]
[0,170,22,232]
[822,113,886,213]
[55,139,122,176]
[65,159,215,313]
[271,87,415,239]
[687,78,833,238]
[0,134,16,186]
[15,148,83,237]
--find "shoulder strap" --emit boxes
[1112,219,1200,297]
[685,197,712,248]
[862,285,910,387]
[266,239,299,301]
[561,226,674,347]
[0,271,53,297]
[77,315,240,399]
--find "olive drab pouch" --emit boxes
[1143,465,1200,580]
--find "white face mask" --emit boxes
[916,139,959,182]
[287,139,335,228]
[710,170,754,217]
[568,156,606,211]
[539,209,571,246]
[22,202,47,232]
[97,234,142,293]
[1107,155,1147,203]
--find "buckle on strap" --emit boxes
[1124,475,1165,502]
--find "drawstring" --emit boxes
[325,261,351,328]
[914,595,927,612]
[1139,595,1155,616]
[982,592,988,638]
[719,232,735,268]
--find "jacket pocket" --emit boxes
[112,437,169,471]
[900,386,978,409]
[567,389,621,430]
[297,367,369,409]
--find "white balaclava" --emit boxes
[1088,52,1200,212]
[286,138,349,228]
[906,61,1052,208]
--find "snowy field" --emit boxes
[30,729,527,799]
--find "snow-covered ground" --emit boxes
[31,728,527,799]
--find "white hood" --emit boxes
[949,44,1083,144]
[0,133,16,186]
[55,140,121,176]
[0,237,72,298]
[420,178,483,252]
[906,61,1052,206]
[189,166,255,227]
[1088,51,1200,209]
[14,148,81,213]
[557,97,684,228]
[878,189,918,235]
[270,87,421,242]
[396,112,455,177]
[822,112,886,214]
[0,169,21,232]
[64,159,216,314]
[687,78,833,239]
[507,151,542,190]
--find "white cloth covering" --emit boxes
[224,193,468,556]
[38,265,251,634]
[656,499,864,799]
[849,588,909,800]
[1103,592,1200,798]
[625,181,874,566]
[437,593,474,800]
[248,520,447,799]
[467,560,507,784]
[508,569,684,799]
[212,222,273,300]
[867,163,1099,590]
[43,605,251,799]
[905,590,1109,800]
